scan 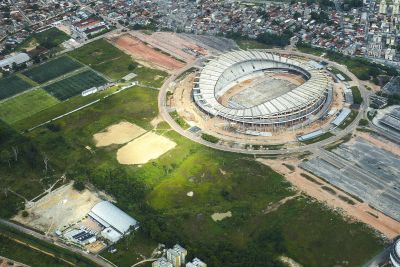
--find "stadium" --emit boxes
[193,50,333,131]
[391,237,400,267]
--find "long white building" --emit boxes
[193,50,332,129]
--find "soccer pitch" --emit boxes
[0,89,59,124]
[44,70,107,100]
[23,56,83,84]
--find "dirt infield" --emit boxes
[130,31,207,62]
[93,121,146,147]
[13,183,105,233]
[117,132,176,165]
[111,34,185,71]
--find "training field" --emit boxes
[0,89,58,124]
[23,56,82,83]
[44,70,107,100]
[0,74,33,100]
[69,39,136,80]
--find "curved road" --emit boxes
[158,50,369,155]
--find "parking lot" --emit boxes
[301,138,400,221]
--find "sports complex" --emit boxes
[193,50,333,130]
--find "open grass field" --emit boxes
[44,70,107,100]
[68,39,136,80]
[10,84,383,267]
[23,56,83,84]
[0,74,33,100]
[68,38,168,83]
[0,89,59,124]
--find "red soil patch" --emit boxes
[113,34,185,71]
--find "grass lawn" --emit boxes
[351,86,363,105]
[0,89,59,124]
[69,39,168,83]
[15,84,384,267]
[236,39,272,50]
[23,56,83,84]
[44,70,107,100]
[169,110,190,129]
[0,74,33,100]
[69,39,136,80]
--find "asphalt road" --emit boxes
[0,219,115,267]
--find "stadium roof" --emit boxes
[89,201,138,234]
[194,50,330,122]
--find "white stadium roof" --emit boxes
[89,201,138,234]
[193,50,331,125]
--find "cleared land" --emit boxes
[13,183,103,233]
[0,74,32,100]
[93,121,146,147]
[117,132,176,165]
[130,31,207,62]
[23,56,82,84]
[111,34,185,71]
[0,89,59,124]
[44,70,107,100]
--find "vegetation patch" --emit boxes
[321,186,336,195]
[201,133,219,143]
[338,195,356,205]
[0,74,33,100]
[282,163,295,171]
[351,86,363,105]
[44,70,107,100]
[300,132,334,145]
[300,173,323,185]
[0,89,59,124]
[0,223,99,267]
[18,27,69,51]
[338,110,358,129]
[329,67,352,81]
[169,111,190,129]
[23,56,82,83]
[68,39,137,80]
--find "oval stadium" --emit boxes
[193,50,333,130]
[391,237,400,267]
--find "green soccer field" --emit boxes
[69,39,140,80]
[0,89,59,124]
[44,70,108,100]
[23,56,83,84]
[0,75,33,100]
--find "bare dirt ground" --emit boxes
[258,158,400,239]
[116,132,176,165]
[13,183,107,234]
[211,211,232,222]
[130,31,207,62]
[110,34,185,72]
[93,121,146,147]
